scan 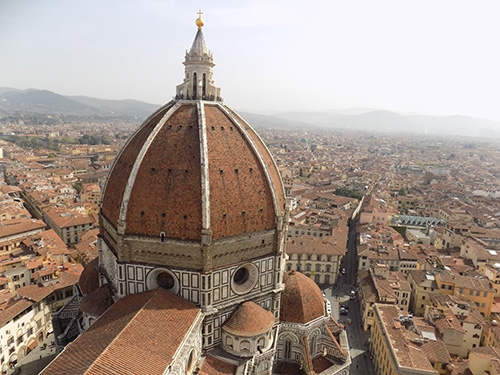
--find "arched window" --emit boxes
[192,72,198,98]
[240,340,250,352]
[284,340,292,359]
[257,336,265,348]
[310,336,317,355]
[202,73,207,96]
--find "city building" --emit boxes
[371,304,448,375]
[408,270,439,317]
[285,235,344,285]
[467,346,500,375]
[358,266,411,331]
[425,294,484,358]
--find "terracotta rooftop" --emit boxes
[199,355,237,375]
[375,304,435,373]
[421,337,452,364]
[44,209,95,229]
[0,218,46,239]
[436,270,494,292]
[286,235,343,256]
[0,298,32,327]
[447,357,470,375]
[80,284,114,316]
[18,269,81,302]
[41,288,200,375]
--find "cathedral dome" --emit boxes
[280,270,325,324]
[101,102,284,242]
[99,21,286,273]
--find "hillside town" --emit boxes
[0,118,500,374]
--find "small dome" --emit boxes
[80,284,114,316]
[223,301,275,337]
[78,258,99,295]
[280,270,325,324]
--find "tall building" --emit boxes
[42,13,350,375]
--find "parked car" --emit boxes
[350,290,356,299]
[340,307,349,315]
[341,268,346,275]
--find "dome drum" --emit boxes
[221,301,276,357]
[221,330,274,358]
[101,222,278,272]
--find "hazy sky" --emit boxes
[2,0,499,121]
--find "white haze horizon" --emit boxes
[2,0,500,122]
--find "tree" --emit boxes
[73,181,83,195]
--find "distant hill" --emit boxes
[1,87,499,139]
[0,88,160,119]
[238,112,310,129]
[271,110,500,139]
[68,95,160,118]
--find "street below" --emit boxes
[322,219,376,375]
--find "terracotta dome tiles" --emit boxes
[280,270,325,324]
[101,102,285,243]
[101,104,174,226]
[126,105,203,240]
[78,258,100,295]
[205,106,276,240]
[223,301,275,337]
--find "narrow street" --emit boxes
[323,218,376,375]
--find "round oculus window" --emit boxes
[231,264,259,295]
[157,271,175,289]
[186,349,195,374]
[146,268,179,294]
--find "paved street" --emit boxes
[7,334,56,375]
[322,219,376,375]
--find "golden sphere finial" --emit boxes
[196,10,204,29]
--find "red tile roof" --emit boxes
[0,218,46,239]
[199,355,237,375]
[41,288,200,375]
